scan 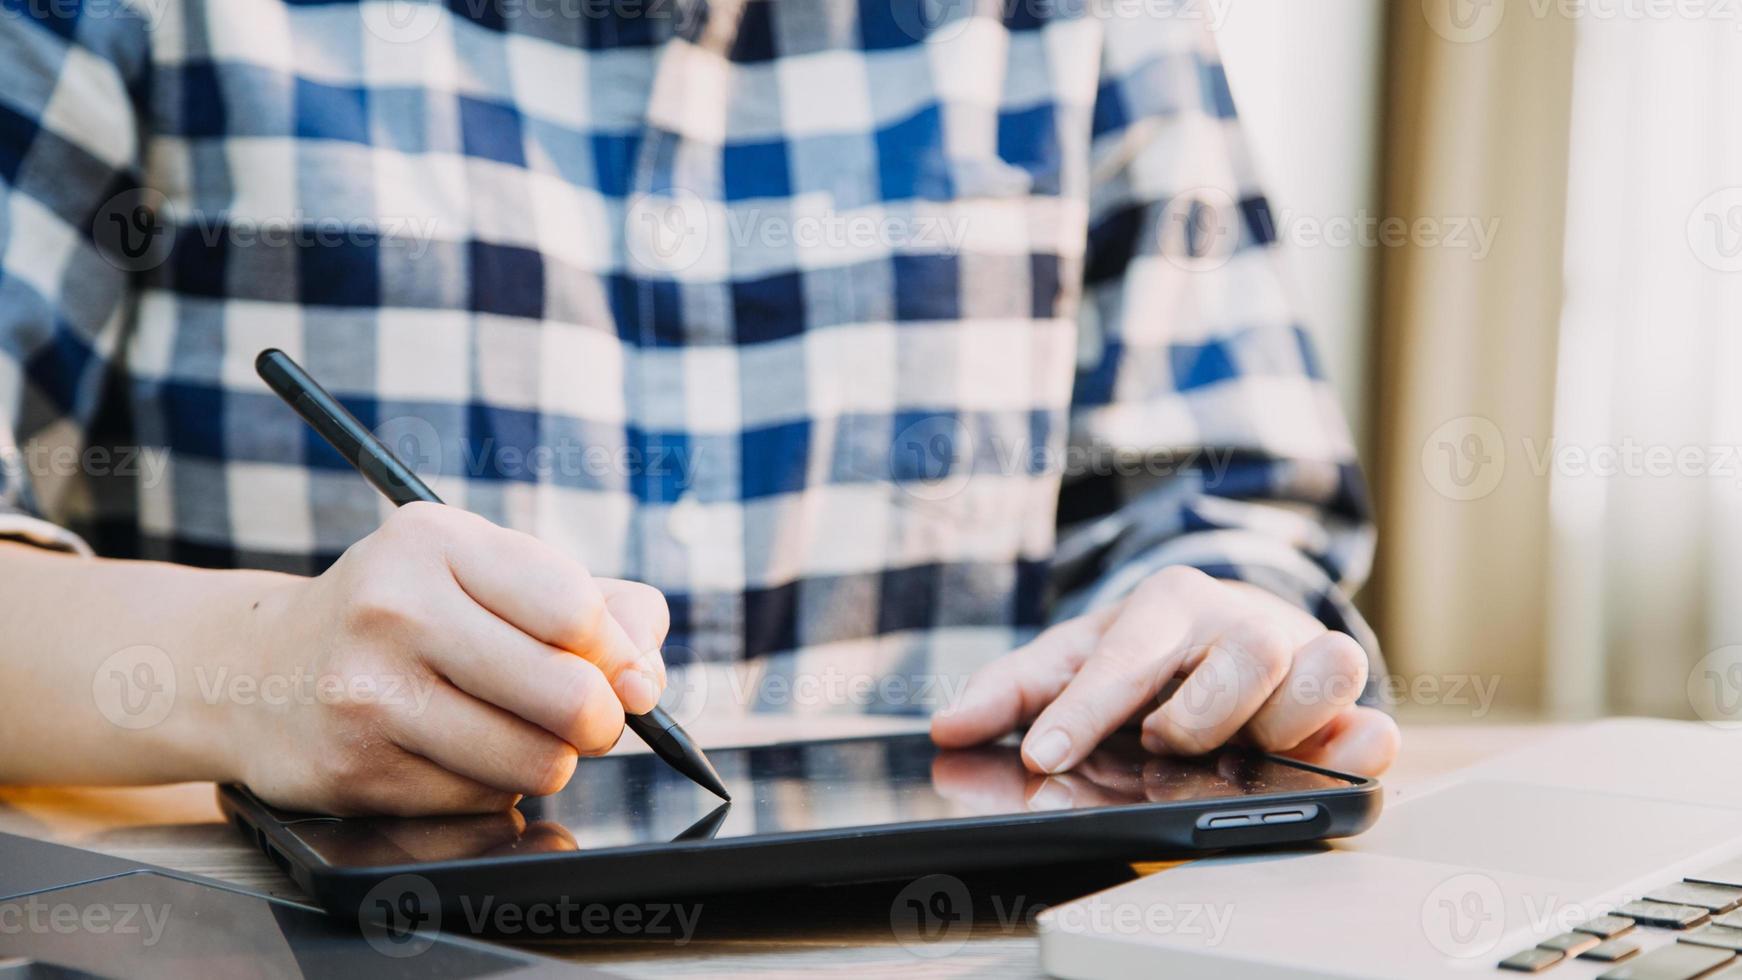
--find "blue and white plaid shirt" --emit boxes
[0,0,1381,715]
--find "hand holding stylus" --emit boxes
[222,501,673,815]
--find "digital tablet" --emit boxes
[219,731,1381,922]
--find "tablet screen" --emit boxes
[290,733,1359,868]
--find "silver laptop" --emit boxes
[1039,718,1742,979]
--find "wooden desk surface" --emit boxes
[0,720,1545,978]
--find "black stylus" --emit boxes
[255,348,730,802]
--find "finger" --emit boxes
[385,682,580,797]
[600,578,670,684]
[1025,771,1128,811]
[1279,706,1401,777]
[1240,632,1369,753]
[423,504,663,712]
[1139,618,1295,758]
[377,810,527,861]
[929,749,1033,814]
[419,600,627,754]
[326,750,520,818]
[930,609,1114,749]
[1019,589,1200,774]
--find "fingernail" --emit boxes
[620,669,660,713]
[1028,777,1073,811]
[1025,729,1073,774]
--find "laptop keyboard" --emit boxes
[1498,856,1742,977]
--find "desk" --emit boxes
[0,720,1542,978]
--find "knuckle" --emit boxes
[390,500,453,535]
[529,745,579,796]
[554,578,609,652]
[343,582,419,636]
[1317,633,1370,691]
[552,660,622,752]
[1229,620,1294,684]
[1152,711,1221,756]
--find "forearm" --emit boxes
[0,542,294,785]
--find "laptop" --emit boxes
[0,833,588,978]
[1039,718,1742,979]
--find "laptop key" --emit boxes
[1540,931,1601,956]
[1499,948,1564,972]
[1679,925,1742,952]
[1617,900,1713,930]
[1578,915,1640,939]
[1581,939,1641,963]
[1715,911,1742,931]
[1596,942,1735,979]
[1650,882,1742,913]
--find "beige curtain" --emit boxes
[1369,4,1578,718]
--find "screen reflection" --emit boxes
[294,734,1354,868]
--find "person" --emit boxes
[0,0,1398,816]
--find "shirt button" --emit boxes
[667,495,701,544]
